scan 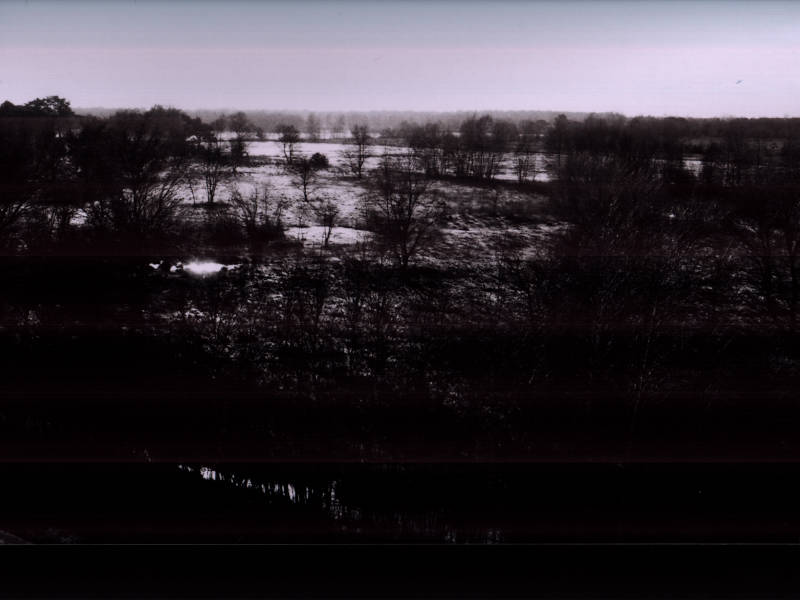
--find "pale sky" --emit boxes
[1,0,798,117]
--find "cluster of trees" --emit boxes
[363,153,447,267]
[544,112,800,176]
[387,114,546,183]
[270,121,446,260]
[0,97,277,252]
[0,96,449,264]
[395,115,530,181]
[385,111,800,192]
[272,122,444,259]
[484,112,800,417]
[210,111,262,140]
[276,121,370,177]
[190,110,348,139]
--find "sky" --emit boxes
[1,0,798,117]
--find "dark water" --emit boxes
[2,463,800,543]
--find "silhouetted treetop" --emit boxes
[0,96,74,118]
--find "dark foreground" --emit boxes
[3,256,800,549]
[3,257,800,464]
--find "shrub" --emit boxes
[310,152,330,170]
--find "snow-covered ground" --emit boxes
[149,260,242,276]
[683,157,703,175]
[175,152,554,255]
[216,163,368,227]
[246,141,400,172]
[285,226,373,247]
[167,139,565,264]
[245,141,556,183]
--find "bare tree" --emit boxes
[211,115,228,138]
[514,136,537,184]
[0,122,30,245]
[551,151,663,257]
[727,178,800,332]
[0,118,59,246]
[331,115,346,139]
[345,125,371,179]
[200,136,226,205]
[290,155,317,204]
[228,137,247,175]
[228,112,253,138]
[546,113,572,167]
[546,151,703,421]
[0,196,28,247]
[362,152,447,267]
[305,113,321,142]
[229,183,286,240]
[315,197,340,248]
[406,122,445,177]
[79,111,196,237]
[277,124,300,165]
[290,156,339,247]
[458,114,494,180]
[227,112,254,175]
[86,151,188,237]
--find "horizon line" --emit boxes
[71,106,800,120]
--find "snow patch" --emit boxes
[285,226,372,246]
